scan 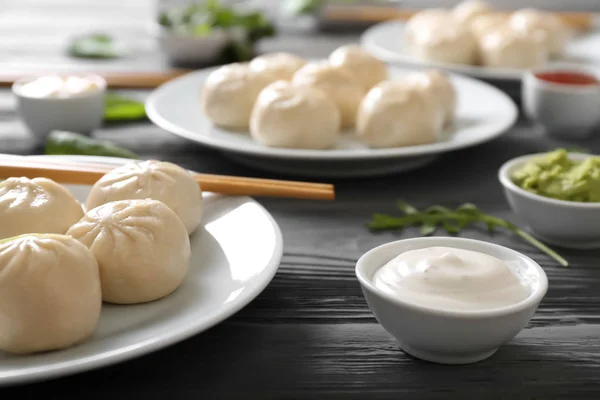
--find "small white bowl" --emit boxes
[522,63,600,139]
[499,152,600,249]
[12,74,106,143]
[149,22,244,66]
[355,237,548,365]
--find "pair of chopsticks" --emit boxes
[0,158,335,201]
[322,7,596,31]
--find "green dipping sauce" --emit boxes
[512,149,600,203]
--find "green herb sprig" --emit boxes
[368,201,568,267]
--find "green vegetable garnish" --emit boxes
[67,33,126,59]
[104,93,146,122]
[158,0,276,63]
[45,131,139,159]
[512,148,600,202]
[368,201,568,267]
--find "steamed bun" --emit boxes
[509,8,570,57]
[405,9,451,39]
[85,160,203,235]
[479,26,548,69]
[249,52,306,81]
[250,81,341,149]
[0,234,101,354]
[328,44,388,90]
[68,199,191,304]
[452,0,493,25]
[357,81,442,148]
[406,20,477,65]
[0,177,83,240]
[469,13,509,38]
[405,69,456,128]
[201,62,277,129]
[292,61,365,129]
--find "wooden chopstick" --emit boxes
[0,160,335,201]
[322,7,596,31]
[0,69,192,89]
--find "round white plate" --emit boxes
[0,155,283,386]
[361,20,600,82]
[146,65,517,178]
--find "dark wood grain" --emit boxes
[2,1,600,399]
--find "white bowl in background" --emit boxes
[12,74,106,143]
[355,237,548,365]
[522,64,600,139]
[149,22,244,65]
[499,152,600,249]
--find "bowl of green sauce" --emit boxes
[498,149,600,249]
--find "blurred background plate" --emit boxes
[145,65,518,178]
[360,19,600,82]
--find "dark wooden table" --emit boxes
[3,1,600,399]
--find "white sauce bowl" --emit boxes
[12,74,106,143]
[355,237,548,365]
[522,63,600,139]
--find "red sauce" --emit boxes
[535,71,600,86]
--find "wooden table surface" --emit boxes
[3,1,600,399]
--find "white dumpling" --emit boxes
[250,81,341,149]
[292,61,365,129]
[328,44,388,91]
[479,26,548,69]
[404,69,457,128]
[85,160,203,235]
[452,0,493,25]
[0,234,101,354]
[470,13,509,39]
[510,8,570,57]
[249,52,306,81]
[68,199,191,304]
[357,81,442,148]
[405,8,451,39]
[201,62,277,129]
[406,20,478,65]
[0,177,83,240]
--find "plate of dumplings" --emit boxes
[360,0,596,81]
[146,44,517,178]
[0,155,283,386]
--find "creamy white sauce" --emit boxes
[17,75,101,98]
[372,246,531,311]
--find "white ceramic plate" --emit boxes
[360,20,600,82]
[145,65,517,178]
[0,155,283,387]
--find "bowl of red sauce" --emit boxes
[522,64,600,139]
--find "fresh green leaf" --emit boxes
[367,200,568,267]
[425,205,452,215]
[420,223,436,236]
[396,200,418,215]
[45,130,139,159]
[68,33,126,59]
[104,93,146,122]
[443,220,460,234]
